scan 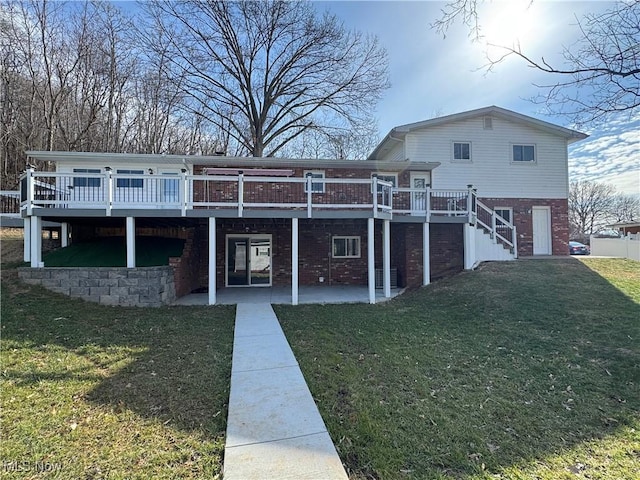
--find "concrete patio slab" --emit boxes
[224,303,347,480]
[174,285,402,306]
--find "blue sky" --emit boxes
[317,0,639,195]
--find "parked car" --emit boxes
[569,241,590,255]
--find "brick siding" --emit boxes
[479,198,569,256]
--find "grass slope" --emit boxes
[1,268,234,479]
[277,258,640,479]
[43,236,186,267]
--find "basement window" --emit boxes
[332,236,361,258]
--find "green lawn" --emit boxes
[1,268,235,479]
[277,258,640,479]
[3,256,638,479]
[43,236,186,267]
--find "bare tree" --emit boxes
[569,180,617,241]
[433,1,640,127]
[142,0,389,157]
[611,194,640,223]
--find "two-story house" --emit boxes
[18,106,587,306]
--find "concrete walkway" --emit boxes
[224,303,348,479]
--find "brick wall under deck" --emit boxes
[195,219,464,290]
[479,198,569,256]
[169,227,202,298]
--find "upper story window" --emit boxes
[116,169,144,188]
[452,142,471,162]
[512,145,536,163]
[372,173,397,192]
[303,170,325,193]
[72,168,101,188]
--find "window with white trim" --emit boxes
[452,142,471,161]
[116,169,144,188]
[332,236,361,258]
[494,207,512,225]
[512,144,536,162]
[371,173,397,193]
[304,170,325,193]
[72,168,101,187]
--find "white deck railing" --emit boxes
[0,190,21,217]
[19,169,396,218]
[19,168,498,224]
[476,200,517,255]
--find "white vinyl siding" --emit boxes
[385,142,405,162]
[396,116,569,198]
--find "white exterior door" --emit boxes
[532,206,552,255]
[410,173,431,214]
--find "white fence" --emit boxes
[590,234,640,261]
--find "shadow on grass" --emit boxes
[277,258,640,479]
[1,268,234,476]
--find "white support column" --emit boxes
[464,223,476,270]
[208,217,217,305]
[30,216,42,267]
[292,218,299,305]
[126,217,136,268]
[61,222,69,248]
[383,219,391,298]
[367,218,375,304]
[423,222,430,286]
[23,217,31,262]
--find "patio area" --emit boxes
[173,286,403,306]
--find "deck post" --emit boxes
[126,217,136,268]
[238,172,244,217]
[423,222,430,286]
[181,169,188,217]
[30,215,42,267]
[105,167,113,217]
[61,222,69,248]
[208,217,217,305]
[23,217,31,262]
[26,166,34,216]
[306,174,313,218]
[383,219,391,298]
[292,217,299,305]
[372,175,378,219]
[425,186,431,221]
[464,223,476,270]
[367,217,375,304]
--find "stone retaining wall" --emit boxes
[18,266,176,307]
